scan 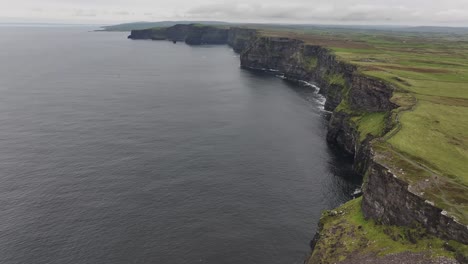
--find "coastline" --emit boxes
[127,25,468,263]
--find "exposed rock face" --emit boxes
[126,24,193,40]
[240,37,309,78]
[128,24,229,45]
[185,26,229,45]
[349,76,396,112]
[326,112,358,156]
[164,24,192,41]
[127,28,166,40]
[227,27,257,53]
[239,37,395,113]
[362,160,468,244]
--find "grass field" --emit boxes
[260,27,468,224]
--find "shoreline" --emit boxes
[127,24,468,263]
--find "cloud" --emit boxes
[113,11,130,16]
[2,0,468,25]
[30,7,44,13]
[185,3,306,20]
[183,1,468,25]
[435,9,468,23]
[72,9,97,17]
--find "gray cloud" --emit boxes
[113,11,130,16]
[72,9,97,17]
[184,2,467,25]
[1,0,468,25]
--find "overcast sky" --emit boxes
[1,0,468,26]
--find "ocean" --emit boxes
[0,26,360,264]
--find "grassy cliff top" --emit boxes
[260,27,468,224]
[308,197,467,263]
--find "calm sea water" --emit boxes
[0,27,360,264]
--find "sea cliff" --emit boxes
[128,24,230,44]
[128,25,468,263]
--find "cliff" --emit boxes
[362,157,468,244]
[237,32,467,262]
[239,36,394,164]
[127,25,468,263]
[128,24,258,49]
[128,24,230,45]
[227,27,257,53]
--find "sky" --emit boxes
[1,0,468,26]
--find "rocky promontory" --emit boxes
[129,24,231,45]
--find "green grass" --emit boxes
[325,72,346,86]
[363,69,468,99]
[334,91,387,143]
[334,87,352,113]
[307,56,318,70]
[353,112,387,141]
[388,100,468,182]
[308,198,466,264]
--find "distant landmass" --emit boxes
[99,21,232,31]
[99,21,468,35]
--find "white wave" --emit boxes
[248,67,330,113]
[275,74,286,79]
[298,81,330,112]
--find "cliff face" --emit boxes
[239,36,393,156]
[240,37,309,78]
[185,26,229,45]
[164,24,192,41]
[326,112,359,156]
[362,159,468,244]
[239,37,395,113]
[350,76,396,112]
[227,28,257,53]
[127,28,167,40]
[128,24,230,45]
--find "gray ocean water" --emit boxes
[0,26,360,264]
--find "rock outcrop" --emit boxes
[349,76,396,112]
